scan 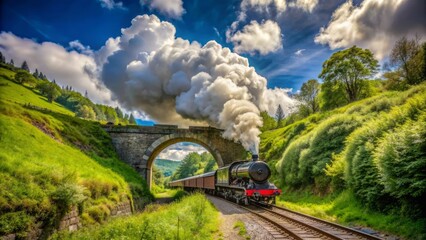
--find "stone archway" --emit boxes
[104,125,246,188]
[143,133,224,188]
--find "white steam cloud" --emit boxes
[100,15,295,154]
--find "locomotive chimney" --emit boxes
[252,154,259,161]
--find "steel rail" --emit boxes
[269,203,383,240]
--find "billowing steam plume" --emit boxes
[100,15,296,154]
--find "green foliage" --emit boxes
[75,104,96,120]
[342,91,426,212]
[51,175,86,214]
[36,81,61,102]
[0,51,5,63]
[21,61,30,72]
[296,79,320,116]
[260,111,277,131]
[319,46,379,105]
[129,113,136,124]
[266,82,426,226]
[390,36,425,85]
[275,104,284,126]
[374,117,426,216]
[0,69,73,115]
[52,193,219,240]
[172,152,217,180]
[319,79,348,110]
[233,221,250,239]
[154,159,181,177]
[0,71,153,236]
[14,70,36,86]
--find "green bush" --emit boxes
[343,91,426,210]
[278,115,360,191]
[374,116,426,217]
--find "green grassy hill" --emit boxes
[154,159,181,177]
[261,84,426,239]
[0,67,153,238]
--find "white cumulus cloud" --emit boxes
[288,0,318,13]
[315,0,426,60]
[0,32,113,104]
[157,143,207,161]
[142,0,186,19]
[229,20,283,55]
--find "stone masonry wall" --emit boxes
[59,206,80,232]
[0,200,138,240]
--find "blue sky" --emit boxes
[1,0,352,91]
[2,0,423,93]
[1,0,424,156]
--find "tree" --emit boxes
[33,69,39,79]
[422,42,426,80]
[0,51,5,63]
[202,153,217,173]
[260,111,277,131]
[390,36,424,85]
[172,153,202,180]
[129,113,136,125]
[319,46,379,103]
[319,80,347,110]
[275,104,284,127]
[296,79,320,115]
[115,107,123,119]
[36,81,61,102]
[84,90,89,99]
[14,70,35,85]
[38,72,46,80]
[21,61,29,72]
[76,105,96,120]
[10,59,14,66]
[152,165,165,186]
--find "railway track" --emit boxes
[263,203,383,240]
[210,195,383,240]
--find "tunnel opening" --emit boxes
[147,140,220,191]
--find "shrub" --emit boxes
[343,92,426,210]
[374,117,426,217]
[278,115,360,191]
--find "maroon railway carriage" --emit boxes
[169,155,281,205]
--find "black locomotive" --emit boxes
[169,155,281,205]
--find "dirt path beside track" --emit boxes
[207,195,276,240]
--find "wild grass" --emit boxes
[0,68,74,115]
[277,190,426,239]
[0,70,153,237]
[52,193,219,240]
[233,220,250,240]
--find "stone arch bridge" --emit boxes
[103,124,246,188]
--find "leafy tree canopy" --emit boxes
[319,46,379,104]
[296,79,320,116]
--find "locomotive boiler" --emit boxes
[170,155,281,205]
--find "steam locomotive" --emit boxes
[169,155,281,205]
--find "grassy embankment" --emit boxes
[0,67,153,237]
[51,193,219,240]
[261,83,426,239]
